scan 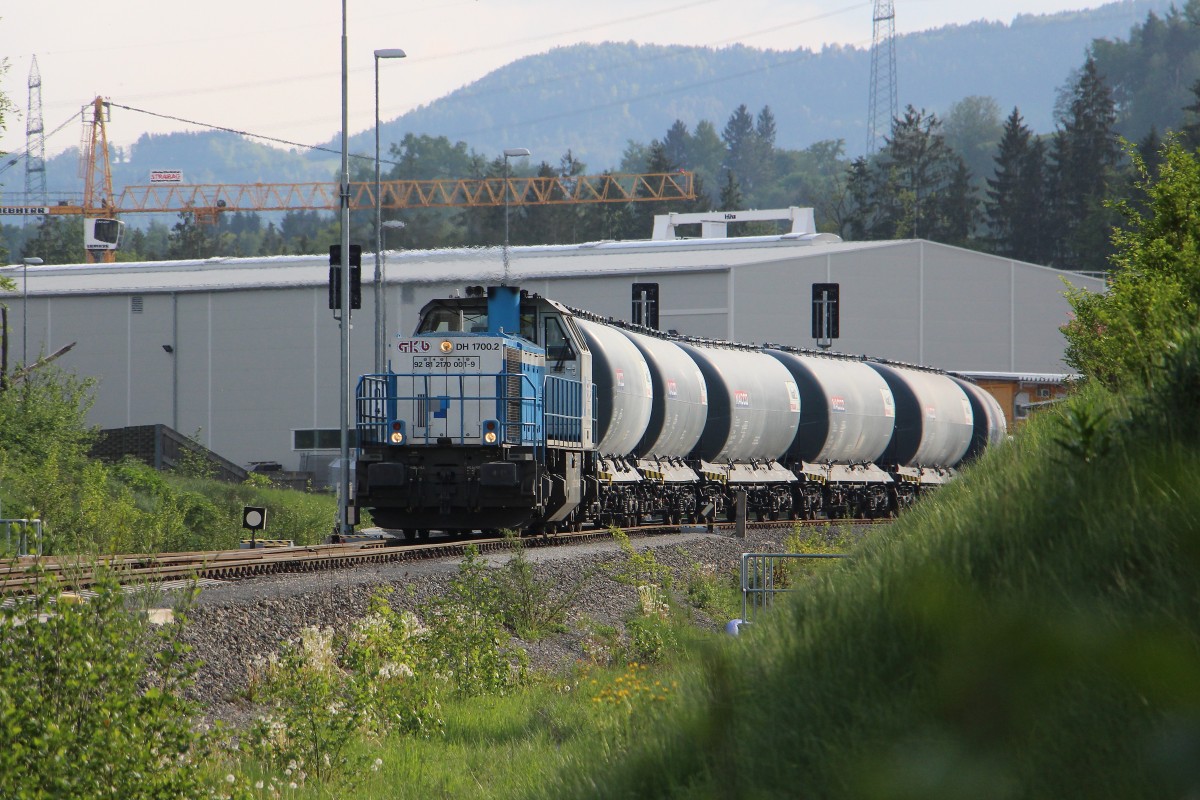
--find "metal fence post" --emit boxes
[740,552,850,625]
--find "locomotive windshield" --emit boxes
[417,302,487,333]
[416,300,539,341]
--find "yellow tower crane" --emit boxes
[22,97,695,260]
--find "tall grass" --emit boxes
[531,339,1200,799]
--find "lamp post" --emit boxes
[380,219,406,360]
[374,47,406,376]
[21,257,42,366]
[337,0,352,538]
[501,147,530,285]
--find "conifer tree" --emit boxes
[985,108,1051,263]
[1049,56,1120,270]
[662,120,691,170]
[722,104,758,195]
[719,170,743,212]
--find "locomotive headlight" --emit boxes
[390,431,405,444]
[440,340,453,353]
[389,420,406,445]
[482,418,499,444]
[484,431,498,444]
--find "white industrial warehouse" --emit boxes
[2,214,1104,483]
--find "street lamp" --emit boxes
[21,257,42,366]
[374,47,406,375]
[380,219,406,361]
[336,0,352,538]
[502,147,530,285]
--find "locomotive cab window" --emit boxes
[520,311,537,342]
[418,304,463,332]
[544,317,575,365]
[417,302,487,333]
[463,308,488,333]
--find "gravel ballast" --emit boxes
[175,525,864,723]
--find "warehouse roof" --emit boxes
[2,234,1105,297]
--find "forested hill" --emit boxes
[44,0,1172,189]
[354,0,1172,170]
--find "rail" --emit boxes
[1,519,885,596]
[740,552,849,623]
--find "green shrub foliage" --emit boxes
[1063,135,1200,387]
[0,574,208,799]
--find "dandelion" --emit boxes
[255,780,264,789]
[289,783,298,790]
[372,757,383,772]
[225,774,236,784]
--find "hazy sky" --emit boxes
[1,1,1122,165]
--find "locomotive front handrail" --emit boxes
[356,371,543,446]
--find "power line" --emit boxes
[107,102,394,167]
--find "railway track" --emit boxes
[0,518,889,595]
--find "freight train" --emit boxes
[352,285,1006,538]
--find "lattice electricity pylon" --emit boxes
[866,0,898,155]
[25,55,47,206]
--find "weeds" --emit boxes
[491,532,593,639]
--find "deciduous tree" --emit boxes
[1062,135,1200,387]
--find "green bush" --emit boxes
[0,572,210,799]
[421,547,527,696]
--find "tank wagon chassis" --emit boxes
[352,286,1006,539]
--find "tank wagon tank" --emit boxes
[351,285,1004,537]
[765,348,897,516]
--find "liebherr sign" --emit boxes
[0,206,50,215]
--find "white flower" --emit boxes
[255,780,264,789]
[372,757,383,772]
[225,774,236,784]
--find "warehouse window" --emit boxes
[631,283,659,329]
[293,429,358,450]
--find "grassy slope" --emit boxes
[539,363,1200,797]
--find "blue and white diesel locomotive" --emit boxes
[352,285,1006,536]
